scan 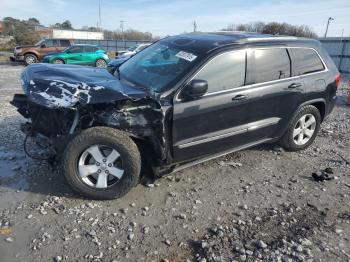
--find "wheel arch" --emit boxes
[52,57,66,64]
[23,52,39,59]
[298,99,326,122]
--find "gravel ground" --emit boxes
[0,64,349,262]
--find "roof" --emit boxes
[71,44,99,47]
[163,32,320,54]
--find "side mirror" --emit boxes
[182,79,208,100]
[40,44,46,48]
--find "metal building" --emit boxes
[319,37,350,74]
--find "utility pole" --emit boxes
[120,20,126,47]
[324,17,334,38]
[193,20,197,32]
[98,0,102,31]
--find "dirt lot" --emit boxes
[0,64,349,262]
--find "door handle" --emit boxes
[232,94,248,101]
[288,83,303,89]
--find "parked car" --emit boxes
[116,43,151,58]
[42,44,110,68]
[11,32,340,199]
[106,56,129,74]
[10,39,73,65]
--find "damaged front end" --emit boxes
[11,64,169,166]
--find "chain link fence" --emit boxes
[74,39,154,52]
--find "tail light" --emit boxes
[335,73,341,88]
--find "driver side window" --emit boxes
[68,46,84,53]
[195,50,246,94]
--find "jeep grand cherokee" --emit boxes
[11,32,340,199]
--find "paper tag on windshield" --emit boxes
[175,51,197,62]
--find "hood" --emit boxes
[15,45,36,49]
[21,63,147,109]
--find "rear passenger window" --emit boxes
[195,50,246,94]
[84,46,97,52]
[291,48,325,75]
[254,48,291,83]
[60,40,71,47]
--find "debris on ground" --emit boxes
[312,167,335,182]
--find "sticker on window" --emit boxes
[175,51,197,62]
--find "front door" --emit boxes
[172,49,251,162]
[65,46,85,64]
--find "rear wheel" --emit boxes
[95,58,107,68]
[279,105,321,151]
[24,54,38,65]
[62,127,141,199]
[53,58,64,64]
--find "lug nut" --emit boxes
[103,158,107,162]
[98,169,101,173]
[105,170,109,174]
[108,163,112,167]
[96,162,100,166]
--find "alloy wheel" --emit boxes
[96,59,107,68]
[53,59,64,64]
[78,145,124,188]
[25,55,36,65]
[293,114,316,146]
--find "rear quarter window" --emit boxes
[84,46,97,52]
[253,48,291,83]
[60,40,71,47]
[291,48,325,75]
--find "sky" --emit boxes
[1,0,350,37]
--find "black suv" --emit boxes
[11,32,340,199]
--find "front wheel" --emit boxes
[95,58,107,68]
[24,54,38,65]
[279,105,321,151]
[53,58,64,64]
[62,127,141,199]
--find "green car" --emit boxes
[42,44,110,68]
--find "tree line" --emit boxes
[1,17,157,46]
[1,17,318,48]
[222,21,317,38]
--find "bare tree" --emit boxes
[222,21,317,38]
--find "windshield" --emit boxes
[35,39,45,46]
[119,41,200,92]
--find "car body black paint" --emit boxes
[11,32,339,175]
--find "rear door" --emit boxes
[289,47,327,96]
[172,49,252,162]
[243,47,305,141]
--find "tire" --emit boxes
[279,105,321,151]
[24,54,38,65]
[62,127,141,199]
[53,58,64,64]
[95,58,107,68]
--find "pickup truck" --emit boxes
[10,39,73,65]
